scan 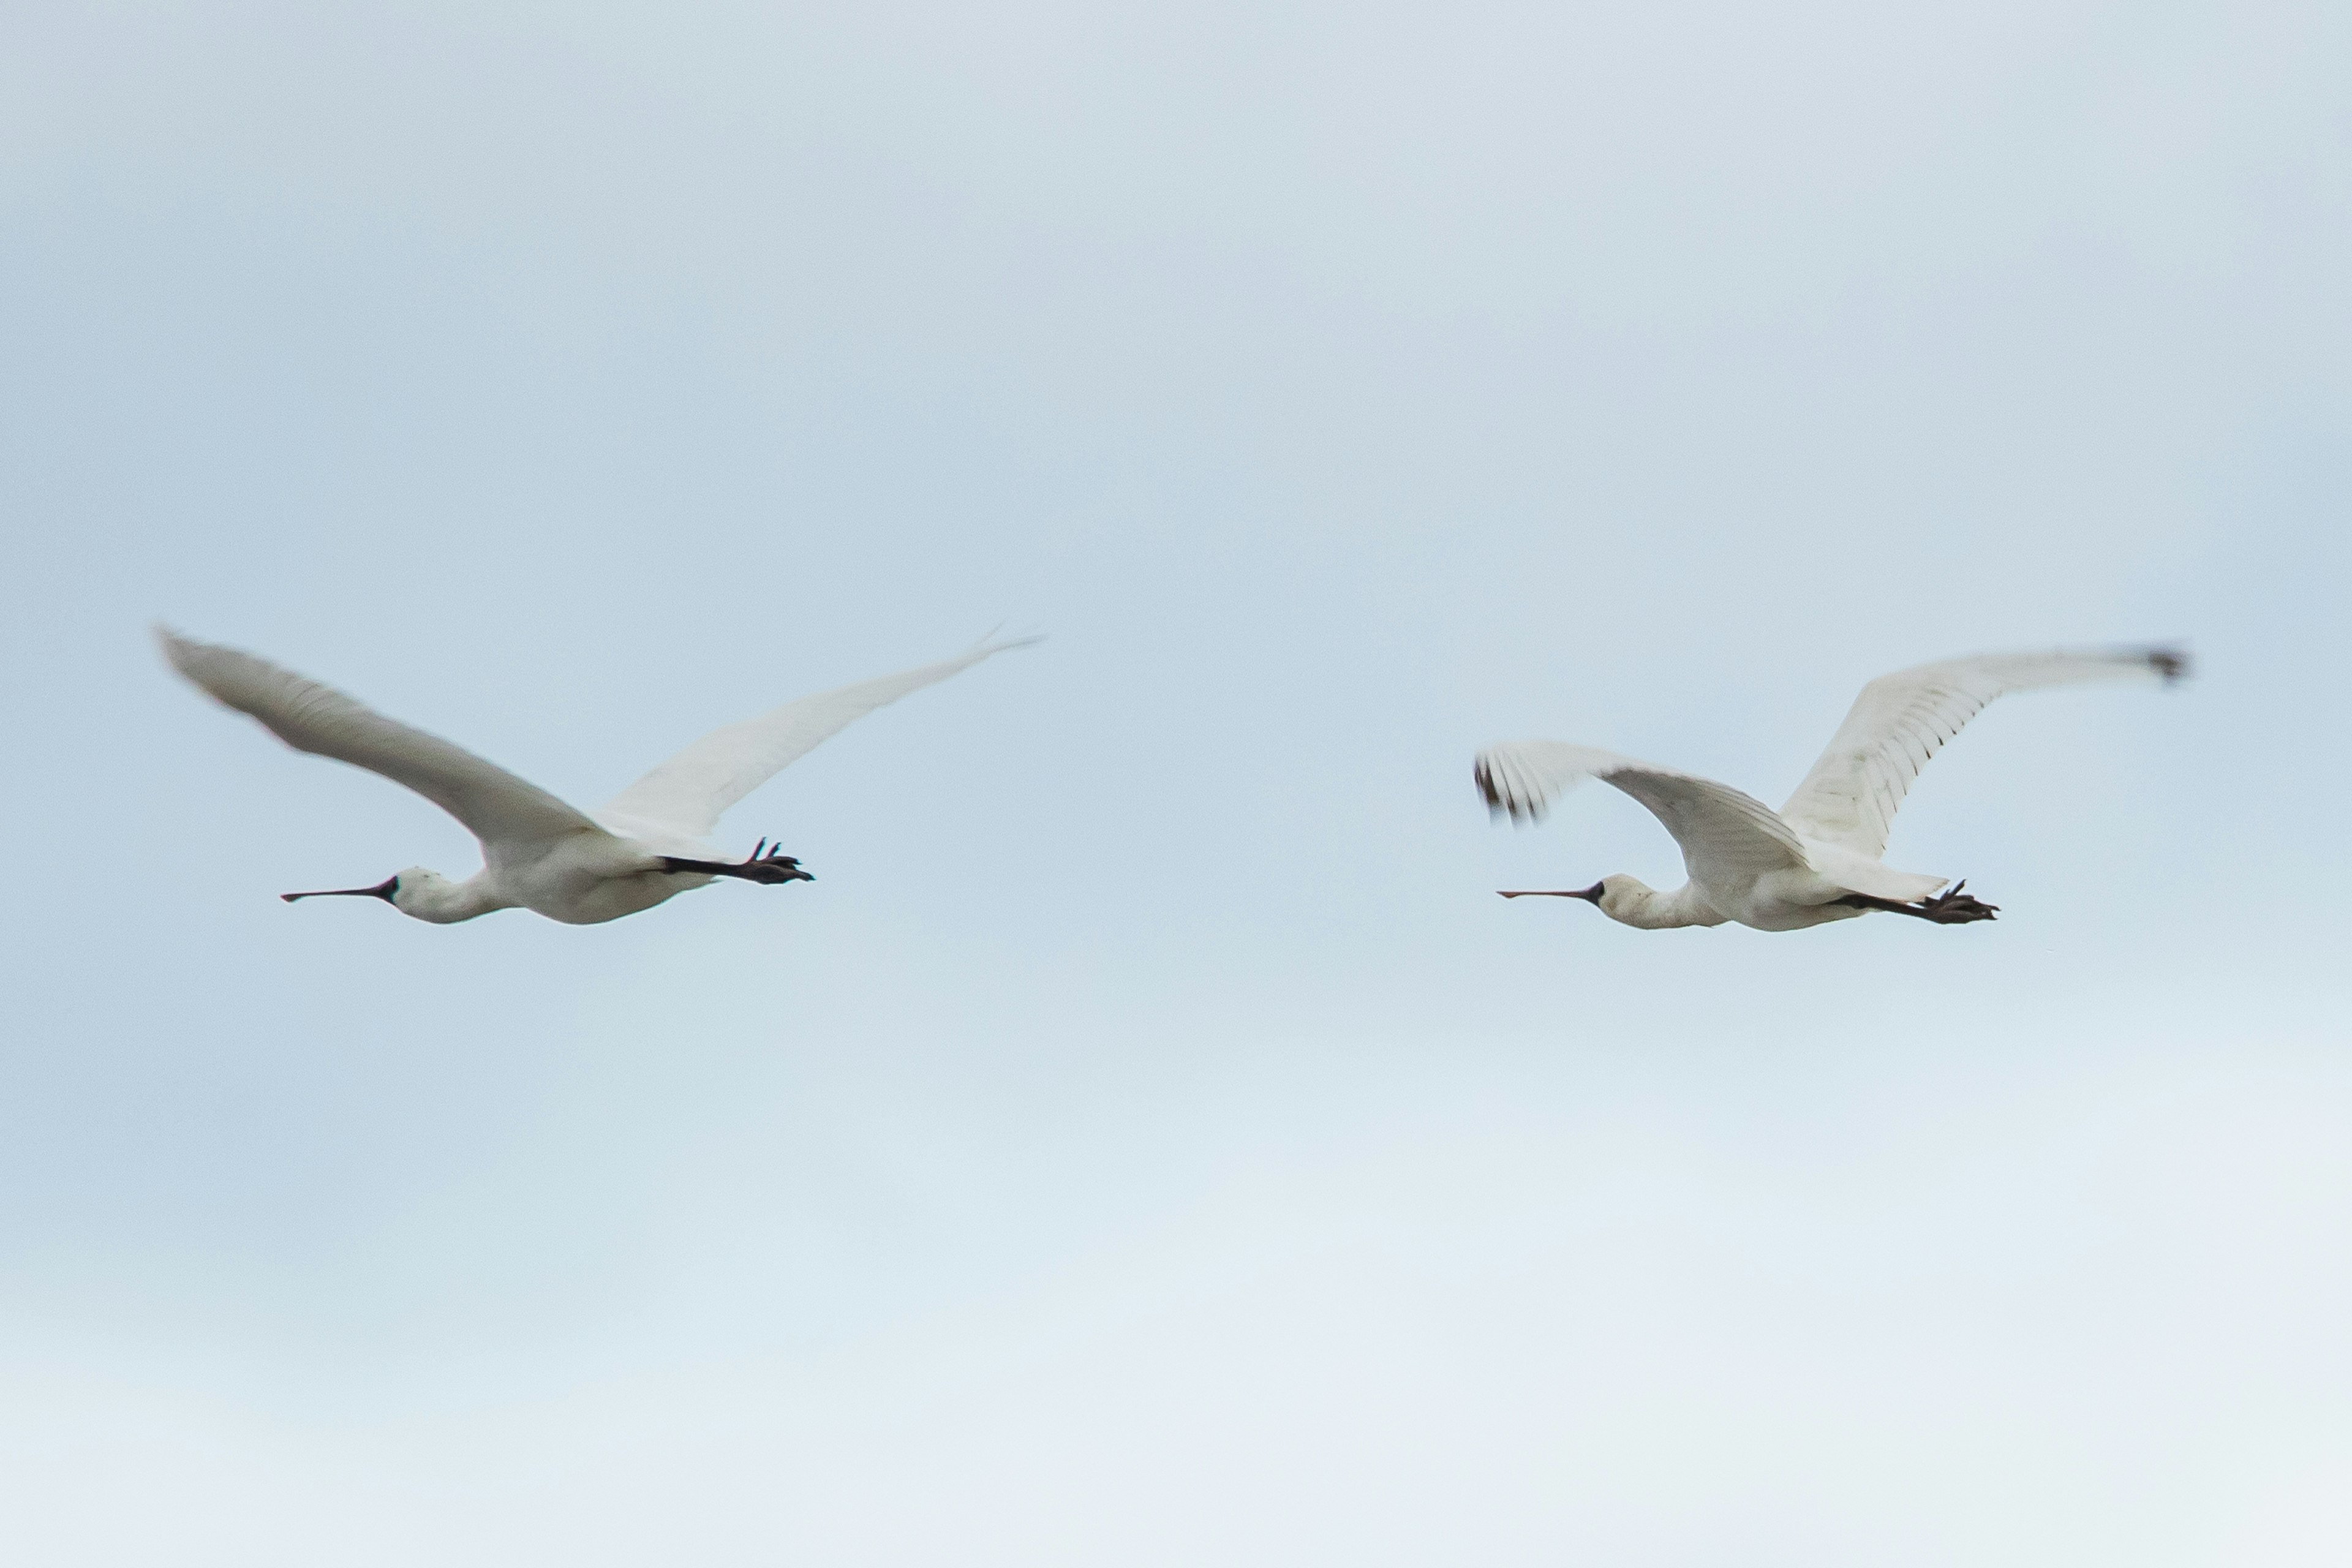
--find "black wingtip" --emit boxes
[1473,758,1504,813]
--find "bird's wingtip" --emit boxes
[974,627,1048,656]
[1472,751,1547,824]
[153,623,202,670]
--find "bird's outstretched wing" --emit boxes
[600,635,1041,839]
[1476,742,1809,883]
[1780,645,2187,858]
[159,628,601,848]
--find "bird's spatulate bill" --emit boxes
[282,876,398,904]
[1497,884,1605,902]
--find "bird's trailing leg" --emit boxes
[1833,880,1999,924]
[659,837,815,885]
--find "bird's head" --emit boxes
[1497,874,1695,929]
[1585,874,1673,921]
[282,867,469,922]
[1586,874,1640,910]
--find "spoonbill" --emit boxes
[1477,644,2186,931]
[160,627,1038,925]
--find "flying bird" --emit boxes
[1476,645,2186,931]
[160,627,1037,925]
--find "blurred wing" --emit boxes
[1781,644,2188,857]
[1476,741,1809,883]
[160,627,601,848]
[602,635,1041,839]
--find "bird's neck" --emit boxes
[395,872,515,924]
[1599,880,1725,930]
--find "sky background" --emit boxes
[3,0,2348,1561]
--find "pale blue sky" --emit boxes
[2,1,2348,1561]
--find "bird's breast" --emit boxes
[496,833,695,925]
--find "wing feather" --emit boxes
[1475,741,1809,883]
[601,635,1039,839]
[160,628,601,848]
[1781,645,2186,856]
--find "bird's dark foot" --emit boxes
[659,837,815,885]
[731,837,813,884]
[1911,880,1997,924]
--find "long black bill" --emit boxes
[1497,883,1605,902]
[283,876,399,905]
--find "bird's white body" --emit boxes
[162,628,1036,925]
[389,834,693,927]
[1478,646,2185,932]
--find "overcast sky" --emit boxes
[3,1,2348,1562]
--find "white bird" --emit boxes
[160,627,1038,925]
[1476,645,2187,931]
